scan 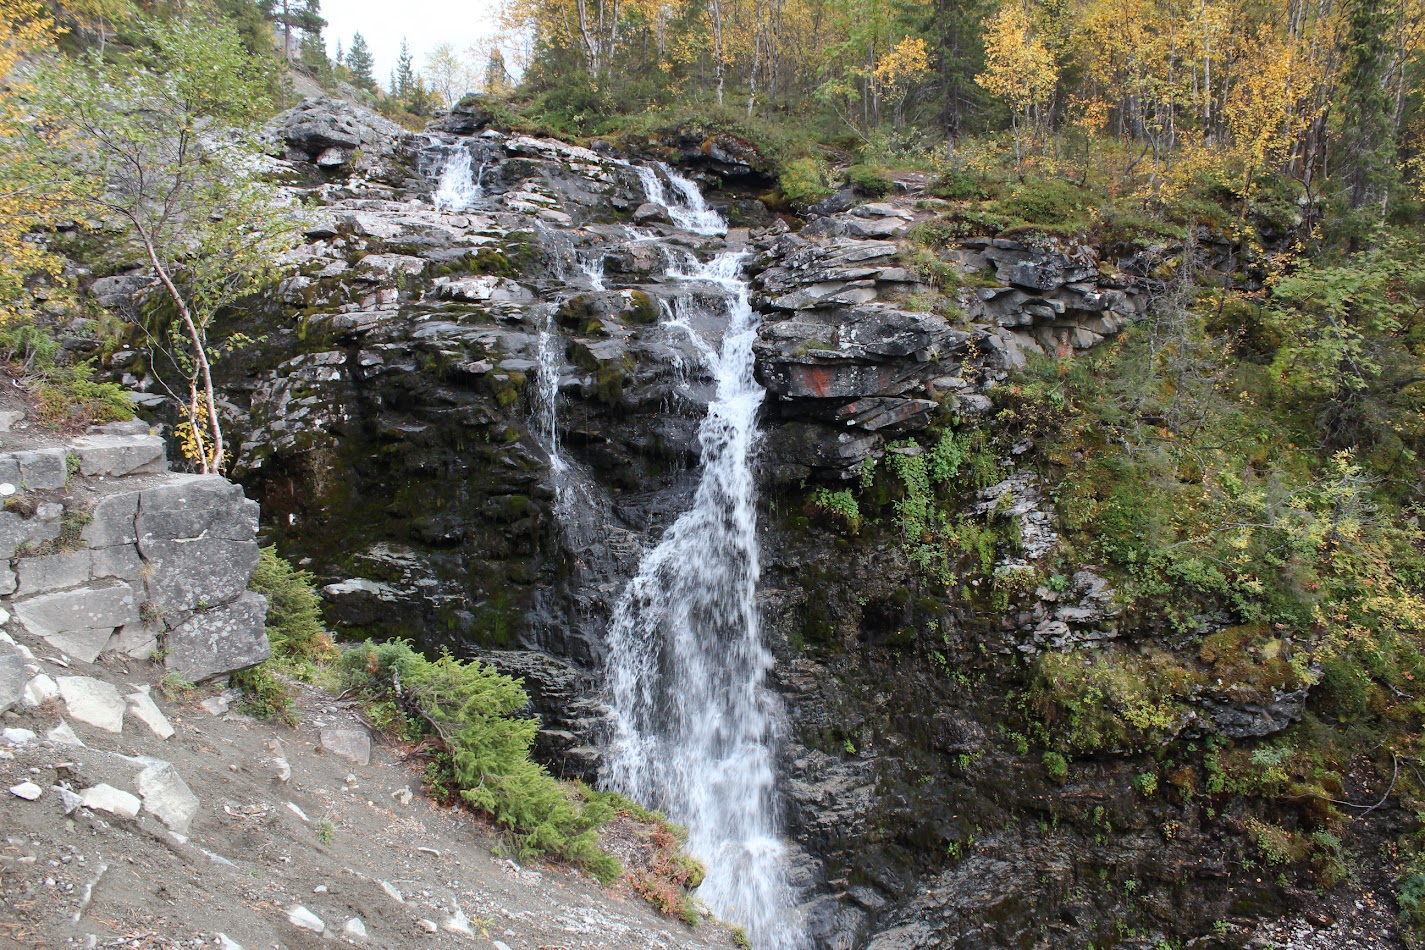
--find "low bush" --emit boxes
[779,158,833,210]
[339,639,622,880]
[846,163,893,198]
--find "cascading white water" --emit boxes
[433,149,481,212]
[534,313,567,486]
[603,248,802,949]
[579,253,606,291]
[633,163,728,236]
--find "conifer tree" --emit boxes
[346,31,376,90]
[1340,0,1399,218]
[396,37,417,98]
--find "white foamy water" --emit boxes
[433,149,481,212]
[633,163,728,236]
[603,247,803,949]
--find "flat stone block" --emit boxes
[16,551,92,596]
[0,655,26,714]
[81,783,140,818]
[136,760,198,832]
[165,592,270,682]
[90,544,143,582]
[68,434,167,477]
[80,493,140,547]
[14,581,139,663]
[15,449,68,490]
[320,726,372,765]
[57,676,126,732]
[126,689,175,740]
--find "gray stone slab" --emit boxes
[16,551,92,596]
[319,726,372,765]
[90,544,144,582]
[137,478,259,545]
[15,449,68,490]
[0,655,26,714]
[68,434,167,477]
[109,622,160,659]
[13,581,139,657]
[165,592,270,682]
[81,783,140,818]
[140,538,259,612]
[57,676,126,732]
[0,511,54,559]
[81,492,140,547]
[136,760,197,832]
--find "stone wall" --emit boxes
[0,419,268,683]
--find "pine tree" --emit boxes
[346,31,376,90]
[396,37,416,98]
[258,0,325,59]
[333,37,343,66]
[1339,0,1399,218]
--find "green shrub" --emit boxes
[249,546,337,667]
[929,169,993,201]
[779,158,833,210]
[846,164,893,198]
[991,178,1095,230]
[810,487,861,532]
[339,640,621,880]
[1043,750,1069,783]
[231,663,297,724]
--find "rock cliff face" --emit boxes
[0,417,268,687]
[94,98,1365,948]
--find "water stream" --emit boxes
[603,246,802,948]
[433,148,482,212]
[633,163,729,236]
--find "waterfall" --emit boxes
[603,249,802,948]
[632,163,728,236]
[433,148,481,212]
[579,252,606,291]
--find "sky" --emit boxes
[321,0,504,89]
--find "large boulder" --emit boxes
[433,93,497,135]
[273,97,409,167]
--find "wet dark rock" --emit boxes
[434,93,497,135]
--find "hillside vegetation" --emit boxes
[3,0,1425,942]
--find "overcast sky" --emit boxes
[321,0,504,89]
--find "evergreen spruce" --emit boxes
[346,31,376,90]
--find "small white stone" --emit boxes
[441,909,473,936]
[392,786,413,806]
[9,781,43,800]
[80,783,141,819]
[416,919,437,933]
[313,884,328,893]
[215,934,243,950]
[0,483,16,496]
[200,695,230,716]
[21,673,58,708]
[343,917,367,938]
[493,942,515,950]
[378,880,403,903]
[125,690,175,740]
[286,905,325,934]
[2,727,36,745]
[286,801,309,823]
[47,719,83,746]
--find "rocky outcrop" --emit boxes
[271,96,410,170]
[0,419,267,682]
[89,97,1348,950]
